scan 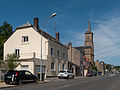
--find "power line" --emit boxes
[95,42,120,51]
[95,46,120,55]
[95,48,120,60]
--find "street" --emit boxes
[1,74,120,90]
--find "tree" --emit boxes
[105,64,112,72]
[5,54,19,70]
[0,21,13,60]
[0,60,2,68]
[92,66,98,71]
[114,66,120,71]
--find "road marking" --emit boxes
[82,81,88,83]
[54,80,89,90]
[54,85,70,90]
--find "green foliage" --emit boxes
[0,21,12,60]
[0,60,2,68]
[92,66,98,71]
[5,54,19,70]
[105,64,112,72]
[114,66,120,71]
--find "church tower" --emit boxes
[84,21,94,65]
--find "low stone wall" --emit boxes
[0,68,7,81]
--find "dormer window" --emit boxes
[22,36,28,42]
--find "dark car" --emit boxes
[97,71,102,75]
[4,70,37,85]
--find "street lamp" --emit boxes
[40,13,57,81]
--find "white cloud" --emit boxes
[93,14,120,61]
[65,10,120,65]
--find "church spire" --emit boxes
[85,20,92,34]
[87,20,91,32]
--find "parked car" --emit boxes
[92,72,97,76]
[58,70,74,79]
[86,73,93,77]
[97,71,102,75]
[4,70,37,85]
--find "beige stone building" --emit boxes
[67,43,81,76]
[4,18,68,77]
[67,43,92,76]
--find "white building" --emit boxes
[4,18,68,77]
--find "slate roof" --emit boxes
[74,46,85,51]
[16,22,68,49]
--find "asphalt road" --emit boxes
[1,74,120,90]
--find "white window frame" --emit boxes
[22,36,28,43]
[15,49,20,57]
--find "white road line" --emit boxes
[54,80,89,90]
[82,81,88,83]
[54,85,70,90]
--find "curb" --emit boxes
[0,85,16,89]
[0,80,50,89]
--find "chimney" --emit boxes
[68,42,72,62]
[34,17,39,30]
[56,32,59,41]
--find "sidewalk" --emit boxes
[74,76,85,79]
[0,80,50,89]
[0,82,16,89]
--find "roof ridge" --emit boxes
[34,28,68,49]
[19,21,32,28]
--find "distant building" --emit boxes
[95,60,105,74]
[66,43,84,76]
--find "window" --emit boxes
[63,52,66,59]
[21,65,29,70]
[57,50,59,58]
[50,48,54,56]
[58,63,60,71]
[25,71,32,75]
[15,49,20,57]
[63,64,65,70]
[51,62,55,70]
[67,70,72,73]
[22,36,28,42]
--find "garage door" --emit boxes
[35,65,46,77]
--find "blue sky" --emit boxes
[0,0,120,66]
